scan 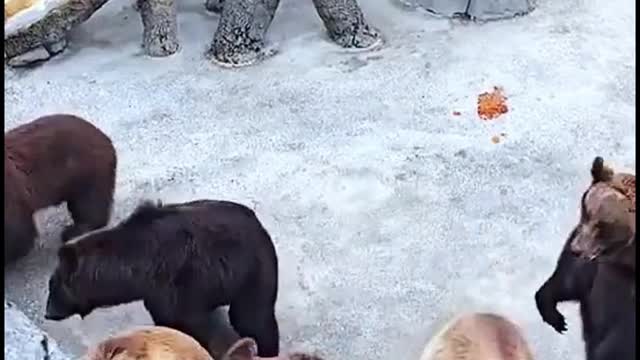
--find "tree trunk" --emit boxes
[4,0,110,65]
[207,0,280,67]
[311,0,381,49]
[137,0,179,57]
[204,0,224,13]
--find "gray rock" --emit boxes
[468,0,535,20]
[45,38,68,55]
[4,300,71,360]
[4,0,110,67]
[396,0,535,20]
[6,47,51,67]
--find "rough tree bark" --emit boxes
[311,0,381,49]
[4,0,110,66]
[137,0,179,56]
[207,0,279,67]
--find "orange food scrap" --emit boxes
[477,86,509,120]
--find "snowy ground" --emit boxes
[3,0,636,359]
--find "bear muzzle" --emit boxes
[44,298,76,321]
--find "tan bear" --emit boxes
[419,312,534,360]
[83,326,257,360]
[84,325,325,360]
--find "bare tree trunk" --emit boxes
[207,0,280,67]
[311,0,381,49]
[137,0,179,57]
[204,0,224,13]
[4,0,110,65]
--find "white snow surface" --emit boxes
[3,0,636,359]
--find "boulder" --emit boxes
[4,0,109,67]
[4,300,71,360]
[395,0,535,21]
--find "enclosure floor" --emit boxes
[4,0,635,358]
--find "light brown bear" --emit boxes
[84,326,324,360]
[84,326,256,360]
[419,312,534,360]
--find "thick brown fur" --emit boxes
[419,312,533,360]
[84,326,258,360]
[535,156,636,360]
[4,114,117,265]
[44,199,280,358]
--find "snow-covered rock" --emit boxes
[4,300,71,360]
[395,0,535,20]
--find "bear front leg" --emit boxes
[137,0,179,57]
[535,239,597,334]
[143,297,217,355]
[311,0,382,50]
[206,0,280,67]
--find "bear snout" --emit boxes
[44,297,75,321]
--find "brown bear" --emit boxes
[5,113,117,265]
[568,156,635,274]
[535,156,636,360]
[419,312,534,360]
[84,326,257,360]
[44,199,280,359]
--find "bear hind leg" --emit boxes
[62,181,114,242]
[5,213,37,265]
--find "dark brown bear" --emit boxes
[44,199,280,359]
[535,156,635,360]
[4,114,117,265]
[568,156,635,275]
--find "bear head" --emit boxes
[419,312,533,360]
[83,326,259,360]
[44,243,93,321]
[569,156,635,271]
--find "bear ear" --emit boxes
[57,245,79,273]
[591,156,614,183]
[223,338,258,360]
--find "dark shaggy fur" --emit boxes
[4,114,116,265]
[535,158,635,360]
[44,199,280,358]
